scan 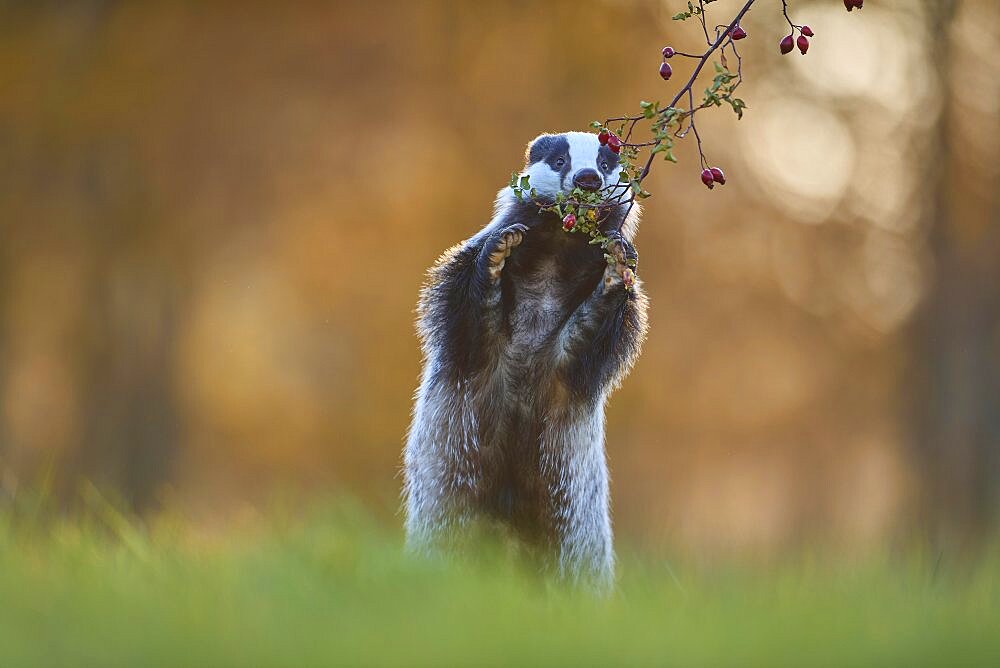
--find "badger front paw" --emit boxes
[484,223,527,281]
[603,231,638,294]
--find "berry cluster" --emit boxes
[597,129,622,154]
[779,25,814,55]
[660,46,674,81]
[700,167,726,190]
[780,22,817,56]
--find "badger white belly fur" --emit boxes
[508,259,566,355]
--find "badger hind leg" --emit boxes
[539,406,615,592]
[404,376,482,556]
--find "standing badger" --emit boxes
[404,131,648,588]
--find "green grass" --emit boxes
[1,499,998,667]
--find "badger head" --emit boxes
[520,131,624,201]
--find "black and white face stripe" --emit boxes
[596,144,620,175]
[520,132,622,198]
[528,134,573,182]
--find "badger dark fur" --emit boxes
[404,131,648,588]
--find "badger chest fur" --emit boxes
[404,132,648,588]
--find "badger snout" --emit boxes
[572,169,602,192]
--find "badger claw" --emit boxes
[496,223,528,251]
[603,231,638,294]
[484,223,528,281]
[604,231,638,271]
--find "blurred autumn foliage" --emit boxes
[1,0,998,556]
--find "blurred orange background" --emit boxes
[1,0,997,557]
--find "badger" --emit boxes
[403,131,648,589]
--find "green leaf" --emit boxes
[727,97,747,119]
[519,175,530,190]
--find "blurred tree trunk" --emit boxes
[63,128,186,512]
[0,243,8,487]
[74,252,183,513]
[908,0,1000,541]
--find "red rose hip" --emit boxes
[801,25,814,37]
[730,25,747,40]
[662,46,675,58]
[710,167,726,185]
[797,35,809,54]
[779,34,794,54]
[700,168,715,189]
[607,134,622,154]
[659,62,673,81]
[598,130,610,145]
[562,213,576,230]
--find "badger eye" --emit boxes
[600,161,609,170]
[555,157,566,168]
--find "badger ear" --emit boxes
[526,134,559,164]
